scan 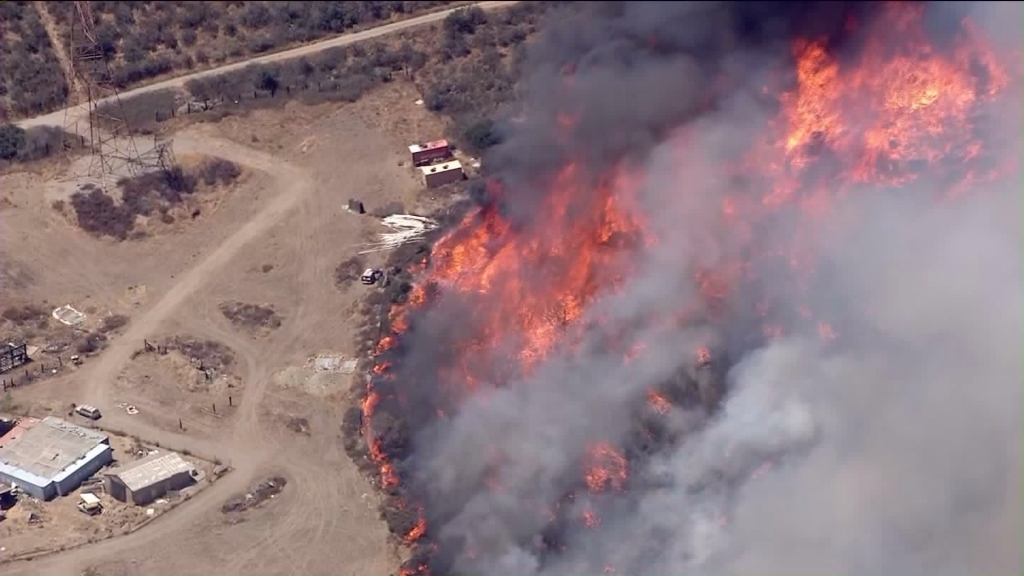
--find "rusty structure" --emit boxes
[0,343,28,375]
[62,0,175,187]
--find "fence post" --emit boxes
[212,403,217,415]
[228,395,233,407]
[187,102,191,114]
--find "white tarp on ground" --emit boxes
[357,214,439,255]
[309,355,358,374]
[52,305,86,326]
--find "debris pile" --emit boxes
[357,215,439,255]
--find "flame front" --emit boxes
[365,4,1015,574]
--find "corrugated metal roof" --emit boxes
[110,452,194,492]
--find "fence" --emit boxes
[1,356,67,392]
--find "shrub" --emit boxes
[334,255,366,288]
[458,117,502,154]
[2,304,47,326]
[99,314,129,333]
[197,158,242,186]
[444,6,488,37]
[0,124,25,160]
[219,301,283,330]
[70,188,135,240]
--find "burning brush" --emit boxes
[343,2,1021,576]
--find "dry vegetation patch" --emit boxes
[40,1,455,96]
[0,3,68,121]
[219,301,283,334]
[335,255,367,289]
[67,158,242,240]
[167,336,236,371]
[166,4,552,155]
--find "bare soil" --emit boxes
[0,81,445,575]
[0,433,213,562]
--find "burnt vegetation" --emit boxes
[68,159,241,240]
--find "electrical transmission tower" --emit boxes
[62,0,175,187]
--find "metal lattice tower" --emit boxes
[62,0,173,186]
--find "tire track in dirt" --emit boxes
[84,131,312,421]
[0,131,315,576]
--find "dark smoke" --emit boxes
[364,2,1022,575]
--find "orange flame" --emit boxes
[405,514,427,544]
[363,4,1015,564]
[583,442,628,493]
[647,391,672,415]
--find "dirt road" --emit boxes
[85,134,311,418]
[0,89,432,575]
[16,0,520,131]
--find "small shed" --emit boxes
[420,161,465,189]
[104,451,197,506]
[408,139,451,166]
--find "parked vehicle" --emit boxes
[361,268,383,286]
[78,493,102,516]
[74,404,101,420]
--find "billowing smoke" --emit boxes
[360,2,1022,575]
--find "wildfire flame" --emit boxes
[365,4,1015,574]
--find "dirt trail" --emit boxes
[35,3,76,98]
[0,132,323,575]
[16,0,520,131]
[75,131,313,468]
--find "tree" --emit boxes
[444,6,488,37]
[255,69,279,96]
[460,117,502,154]
[0,123,26,160]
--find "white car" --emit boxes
[361,268,383,285]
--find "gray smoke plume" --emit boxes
[397,2,1022,575]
